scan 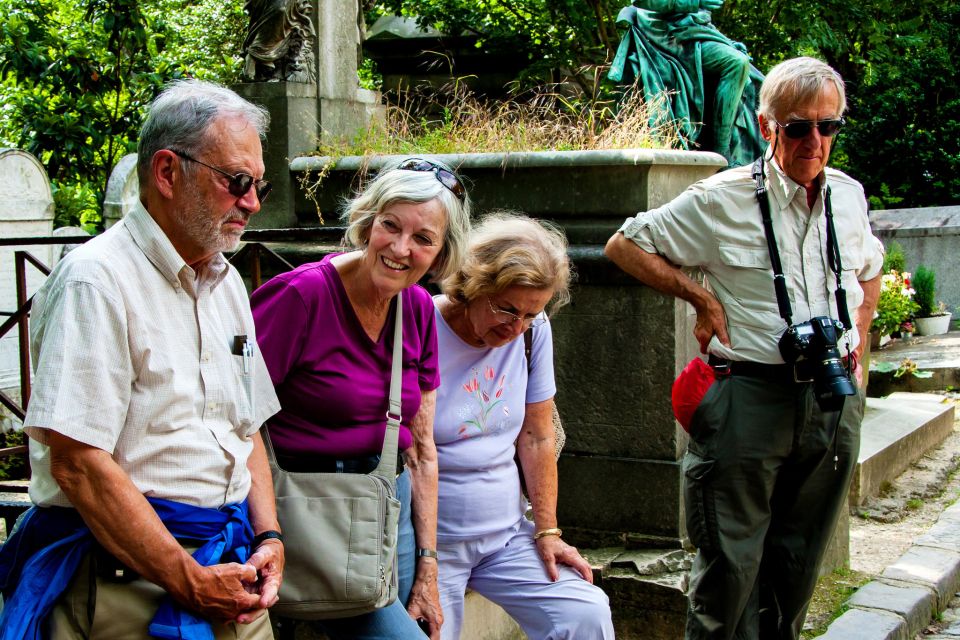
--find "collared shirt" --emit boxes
[619,158,884,364]
[24,202,280,508]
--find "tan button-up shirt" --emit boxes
[620,159,884,364]
[24,203,280,508]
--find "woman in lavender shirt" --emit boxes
[432,213,614,639]
[251,159,471,639]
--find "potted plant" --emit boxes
[912,265,953,336]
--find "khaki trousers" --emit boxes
[49,552,273,640]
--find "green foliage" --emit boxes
[912,265,938,317]
[0,0,175,229]
[882,241,907,274]
[0,0,244,230]
[0,431,27,481]
[841,4,960,208]
[371,0,622,96]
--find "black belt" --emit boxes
[276,452,405,476]
[708,355,847,384]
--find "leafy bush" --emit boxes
[882,241,907,275]
[912,265,938,317]
[0,430,27,481]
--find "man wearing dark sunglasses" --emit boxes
[2,80,284,639]
[607,57,883,640]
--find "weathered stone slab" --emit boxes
[847,579,936,637]
[817,607,908,640]
[558,455,683,546]
[916,502,960,553]
[882,546,960,610]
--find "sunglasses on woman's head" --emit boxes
[775,118,845,139]
[169,148,273,203]
[397,158,466,201]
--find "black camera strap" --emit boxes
[751,157,852,332]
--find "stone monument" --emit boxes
[608,0,766,167]
[102,153,139,229]
[0,149,54,412]
[235,0,385,229]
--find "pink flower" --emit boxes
[462,378,479,393]
[481,391,490,402]
[484,366,495,380]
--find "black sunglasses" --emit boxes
[775,118,845,139]
[169,148,273,203]
[397,158,466,201]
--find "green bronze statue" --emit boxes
[608,0,765,167]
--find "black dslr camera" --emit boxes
[779,316,857,411]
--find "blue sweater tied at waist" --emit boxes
[0,497,253,640]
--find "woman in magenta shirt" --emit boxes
[251,159,471,639]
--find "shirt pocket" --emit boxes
[716,243,783,333]
[230,353,256,434]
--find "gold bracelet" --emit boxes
[533,527,563,540]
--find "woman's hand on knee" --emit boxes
[535,536,594,584]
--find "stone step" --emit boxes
[850,393,956,506]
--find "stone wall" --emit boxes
[871,206,960,318]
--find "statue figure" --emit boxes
[608,0,765,167]
[242,0,316,83]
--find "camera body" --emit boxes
[778,316,857,411]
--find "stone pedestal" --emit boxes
[291,149,726,551]
[237,0,385,230]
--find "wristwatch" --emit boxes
[416,547,439,560]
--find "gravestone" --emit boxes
[103,153,140,228]
[235,0,384,230]
[0,149,54,420]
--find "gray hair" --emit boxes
[758,57,847,132]
[137,79,270,184]
[341,161,472,283]
[441,211,572,316]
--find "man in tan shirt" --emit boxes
[606,58,883,639]
[0,80,283,639]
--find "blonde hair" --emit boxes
[441,211,572,315]
[341,160,471,283]
[758,57,847,133]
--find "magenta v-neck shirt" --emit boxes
[251,254,440,458]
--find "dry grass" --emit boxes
[298,82,684,222]
[313,81,683,158]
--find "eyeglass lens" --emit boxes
[780,119,844,139]
[170,149,272,203]
[488,297,546,327]
[398,159,466,201]
[228,174,273,202]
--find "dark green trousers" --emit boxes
[682,375,864,640]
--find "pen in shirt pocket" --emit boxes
[232,334,253,374]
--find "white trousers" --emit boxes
[437,518,615,640]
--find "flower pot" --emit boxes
[915,313,952,336]
[870,330,891,349]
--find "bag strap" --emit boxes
[523,328,533,371]
[372,290,403,481]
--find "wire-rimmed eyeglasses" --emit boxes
[486,296,548,329]
[169,148,273,203]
